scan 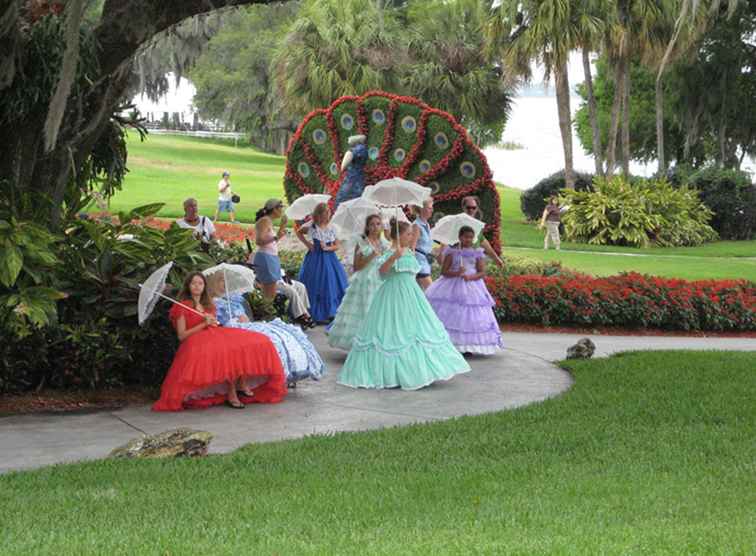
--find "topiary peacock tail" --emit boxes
[283,91,502,252]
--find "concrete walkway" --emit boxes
[1,329,753,474]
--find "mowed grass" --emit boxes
[112,133,756,280]
[110,132,286,221]
[1,351,754,554]
[497,186,756,281]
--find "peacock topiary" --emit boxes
[283,91,502,252]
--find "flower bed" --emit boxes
[486,273,756,332]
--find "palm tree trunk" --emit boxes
[582,46,603,176]
[655,73,666,175]
[555,62,575,189]
[604,57,624,175]
[620,50,631,177]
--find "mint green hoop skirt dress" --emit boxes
[327,236,390,351]
[337,250,471,390]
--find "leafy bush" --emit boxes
[279,249,305,279]
[0,204,213,394]
[520,170,594,221]
[0,217,65,337]
[561,176,717,247]
[486,273,756,331]
[686,168,756,240]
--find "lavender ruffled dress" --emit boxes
[425,247,503,355]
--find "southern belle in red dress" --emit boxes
[153,300,287,411]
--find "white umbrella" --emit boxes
[202,263,257,317]
[362,178,431,208]
[285,193,332,220]
[431,213,486,245]
[379,206,410,228]
[330,197,381,239]
[137,261,204,325]
[362,178,431,238]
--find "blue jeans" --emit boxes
[218,200,234,212]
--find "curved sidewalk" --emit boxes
[0,329,572,474]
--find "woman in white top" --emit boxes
[214,170,237,223]
[177,198,215,251]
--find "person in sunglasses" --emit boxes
[440,196,504,268]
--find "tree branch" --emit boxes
[94,0,282,77]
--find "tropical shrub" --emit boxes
[0,217,65,337]
[561,176,717,247]
[0,204,214,394]
[487,273,756,331]
[520,170,594,221]
[686,168,756,240]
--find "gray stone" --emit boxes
[566,338,596,359]
[108,428,213,459]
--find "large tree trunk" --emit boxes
[582,46,603,176]
[655,73,666,176]
[1,0,278,226]
[620,52,631,177]
[554,62,575,189]
[604,57,624,175]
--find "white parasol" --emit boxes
[431,213,486,245]
[362,178,431,237]
[362,178,431,208]
[285,193,332,220]
[137,261,204,325]
[330,197,381,239]
[202,263,257,316]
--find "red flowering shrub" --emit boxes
[486,273,756,331]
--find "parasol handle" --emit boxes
[138,285,207,318]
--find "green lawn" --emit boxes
[1,351,754,554]
[110,132,286,222]
[111,133,756,280]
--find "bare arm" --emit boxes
[296,225,314,251]
[379,247,404,275]
[340,150,354,172]
[480,238,504,267]
[175,314,215,342]
[539,208,548,228]
[323,238,341,252]
[440,251,462,278]
[354,242,381,272]
[277,214,288,239]
[411,223,421,249]
[464,257,486,281]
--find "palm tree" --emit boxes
[271,0,408,116]
[575,0,609,176]
[488,0,580,188]
[603,0,665,176]
[405,0,517,146]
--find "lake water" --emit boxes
[132,78,754,191]
[484,95,755,191]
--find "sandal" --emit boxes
[237,389,255,398]
[225,400,245,409]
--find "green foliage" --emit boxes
[0,214,65,337]
[561,176,717,247]
[686,167,756,240]
[188,3,300,153]
[264,0,514,148]
[278,249,305,279]
[519,170,595,221]
[574,0,756,170]
[0,204,215,393]
[575,56,687,165]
